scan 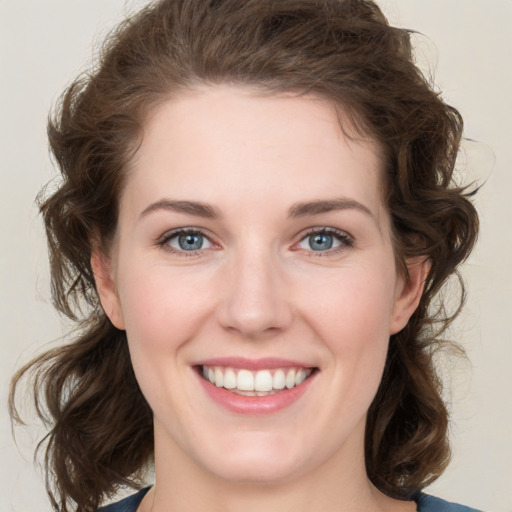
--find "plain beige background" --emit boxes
[1,1,511,511]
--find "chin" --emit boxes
[195,432,310,484]
[205,456,305,485]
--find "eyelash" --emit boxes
[157,228,215,257]
[157,227,354,257]
[294,227,354,257]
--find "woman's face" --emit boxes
[95,85,423,485]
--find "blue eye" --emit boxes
[308,233,334,251]
[297,229,351,253]
[165,231,212,252]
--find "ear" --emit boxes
[390,257,429,335]
[91,249,125,330]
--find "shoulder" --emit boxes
[97,489,485,512]
[98,487,150,512]
[416,493,484,512]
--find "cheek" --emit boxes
[115,266,205,410]
[304,264,397,343]
[117,263,209,347]
[301,265,396,398]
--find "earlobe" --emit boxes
[390,257,429,335]
[91,250,125,330]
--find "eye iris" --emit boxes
[309,233,333,251]
[178,233,203,250]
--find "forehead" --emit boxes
[123,85,386,221]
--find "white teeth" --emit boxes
[223,368,237,389]
[202,365,313,393]
[285,369,296,389]
[273,369,285,390]
[237,369,255,391]
[254,370,273,392]
[214,367,224,388]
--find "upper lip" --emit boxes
[192,357,316,371]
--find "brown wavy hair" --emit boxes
[10,0,479,510]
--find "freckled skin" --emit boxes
[94,85,422,512]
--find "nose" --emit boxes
[216,248,294,339]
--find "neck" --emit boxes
[140,420,413,512]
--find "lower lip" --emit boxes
[196,369,317,415]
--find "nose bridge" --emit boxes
[217,239,293,337]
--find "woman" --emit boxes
[10,0,482,511]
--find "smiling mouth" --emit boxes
[198,365,317,396]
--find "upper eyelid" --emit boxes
[158,227,214,243]
[297,226,353,241]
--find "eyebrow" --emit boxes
[139,197,376,224]
[139,199,221,219]
[287,198,374,219]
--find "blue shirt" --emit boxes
[99,487,484,511]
